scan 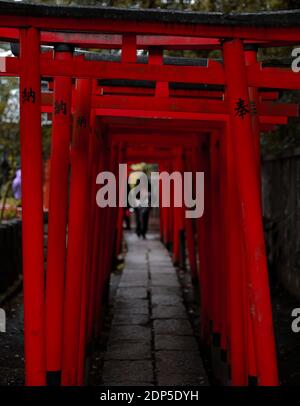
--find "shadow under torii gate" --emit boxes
[0,1,300,386]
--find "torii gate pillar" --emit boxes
[222,38,278,386]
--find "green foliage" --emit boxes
[25,0,300,11]
[0,77,19,162]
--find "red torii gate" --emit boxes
[0,1,300,387]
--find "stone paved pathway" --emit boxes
[102,231,208,386]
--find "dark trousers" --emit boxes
[135,207,150,238]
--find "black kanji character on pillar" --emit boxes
[21,87,36,104]
[77,116,87,128]
[54,100,67,115]
[234,98,250,119]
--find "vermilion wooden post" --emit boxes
[223,38,278,386]
[185,217,197,281]
[149,48,169,98]
[122,33,136,63]
[160,161,171,247]
[98,144,119,327]
[158,160,165,243]
[20,27,46,386]
[209,130,226,382]
[77,107,98,385]
[168,161,174,252]
[179,150,186,270]
[45,44,73,386]
[243,264,258,383]
[196,138,211,343]
[164,205,171,248]
[210,131,222,342]
[244,46,262,194]
[223,122,248,385]
[172,149,184,266]
[87,184,100,341]
[116,144,127,256]
[159,174,164,241]
[185,152,198,282]
[84,108,99,344]
[94,143,118,337]
[217,129,229,363]
[93,146,109,337]
[107,143,120,274]
[61,79,92,386]
[88,133,105,340]
[172,193,179,263]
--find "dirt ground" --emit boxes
[0,291,24,385]
[272,287,300,385]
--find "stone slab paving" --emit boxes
[152,305,187,319]
[102,231,208,386]
[155,335,199,351]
